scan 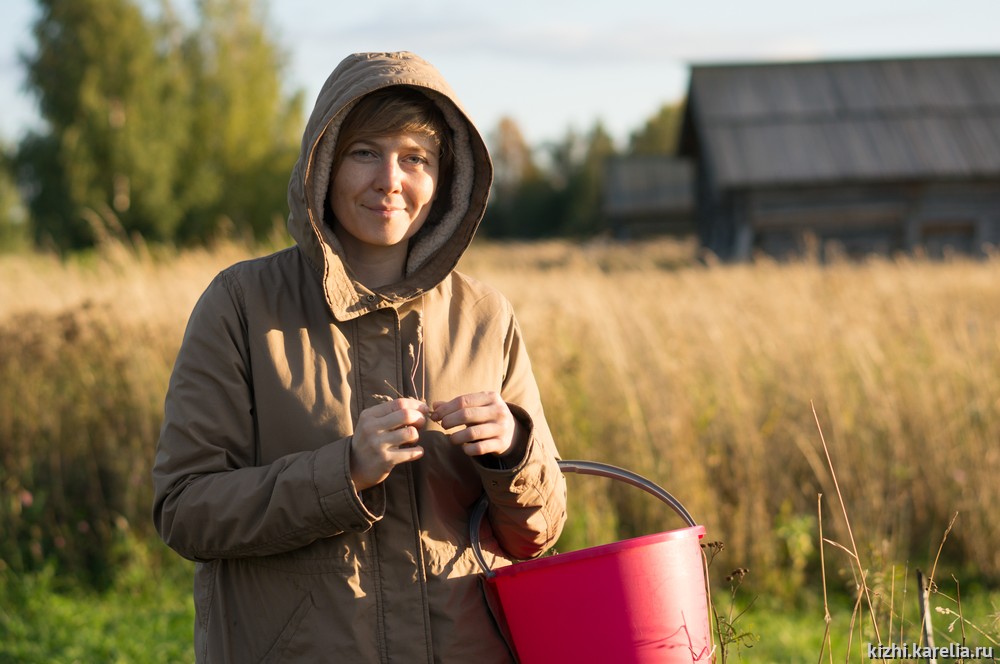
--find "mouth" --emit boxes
[364,204,403,215]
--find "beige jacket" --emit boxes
[152,52,566,663]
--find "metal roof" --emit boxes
[683,55,1000,188]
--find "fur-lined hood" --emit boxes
[286,51,493,321]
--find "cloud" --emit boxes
[294,14,706,66]
[293,10,865,72]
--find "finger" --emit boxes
[445,405,508,432]
[349,430,424,491]
[356,416,424,451]
[370,397,429,418]
[429,398,459,422]
[381,406,429,432]
[434,400,506,431]
[361,401,428,434]
[391,445,425,463]
[374,442,424,464]
[430,392,495,421]
[448,421,504,446]
[458,437,507,457]
[382,425,424,448]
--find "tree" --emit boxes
[174,0,302,242]
[0,145,29,251]
[561,120,617,236]
[17,0,302,250]
[490,116,539,197]
[482,117,618,238]
[533,121,617,237]
[482,116,560,238]
[628,101,684,155]
[20,0,192,248]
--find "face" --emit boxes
[329,132,440,258]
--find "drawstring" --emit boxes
[407,295,426,402]
[373,296,427,404]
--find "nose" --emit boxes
[374,157,403,194]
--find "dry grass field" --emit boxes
[1,236,999,657]
[470,241,999,571]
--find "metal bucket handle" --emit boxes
[470,459,697,578]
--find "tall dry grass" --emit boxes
[0,240,252,586]
[464,241,1000,594]
[2,237,998,596]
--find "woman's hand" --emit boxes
[430,391,523,458]
[350,398,428,491]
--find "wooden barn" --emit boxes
[602,155,695,239]
[674,54,1000,260]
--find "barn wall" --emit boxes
[904,182,1000,257]
[719,181,1000,260]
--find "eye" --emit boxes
[403,153,430,166]
[350,148,378,160]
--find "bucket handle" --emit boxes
[470,459,697,578]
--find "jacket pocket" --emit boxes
[194,560,219,629]
[193,560,218,662]
[259,591,315,664]
[204,560,319,663]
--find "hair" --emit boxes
[332,86,454,189]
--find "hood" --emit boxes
[286,51,494,321]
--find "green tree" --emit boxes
[482,116,560,237]
[628,100,684,155]
[17,0,302,250]
[534,121,617,237]
[20,0,191,248]
[0,145,30,251]
[483,118,618,238]
[561,120,617,236]
[175,0,303,243]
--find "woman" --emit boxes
[152,51,566,662]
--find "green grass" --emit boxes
[715,586,1000,664]
[3,536,996,662]
[0,536,194,664]
[708,570,1000,662]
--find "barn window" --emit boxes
[920,221,976,257]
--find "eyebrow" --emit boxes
[350,137,435,153]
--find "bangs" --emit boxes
[333,87,453,172]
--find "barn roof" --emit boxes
[680,55,1000,188]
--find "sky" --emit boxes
[2,0,1000,149]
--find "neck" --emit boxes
[335,230,408,289]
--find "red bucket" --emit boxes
[471,461,714,663]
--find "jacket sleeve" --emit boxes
[472,302,567,560]
[152,271,382,561]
